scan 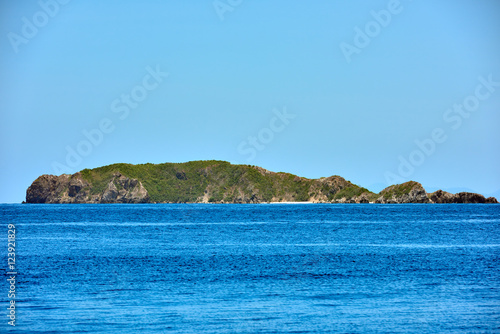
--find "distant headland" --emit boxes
[24,161,498,204]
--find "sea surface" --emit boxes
[1,204,500,333]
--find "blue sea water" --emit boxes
[1,203,500,333]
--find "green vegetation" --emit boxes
[380,181,419,200]
[333,185,370,200]
[76,160,378,203]
[80,166,119,195]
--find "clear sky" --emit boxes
[1,0,499,203]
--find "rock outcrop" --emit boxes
[24,161,498,204]
[429,190,498,204]
[26,172,149,204]
[486,197,499,204]
[376,181,430,203]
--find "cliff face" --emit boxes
[25,161,498,204]
[26,172,149,204]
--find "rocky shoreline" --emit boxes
[24,161,498,204]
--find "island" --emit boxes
[25,160,498,204]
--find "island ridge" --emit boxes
[25,160,498,204]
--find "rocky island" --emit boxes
[25,160,498,204]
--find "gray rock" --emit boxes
[26,172,149,204]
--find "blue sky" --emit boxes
[1,0,499,203]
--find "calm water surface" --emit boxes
[1,204,499,333]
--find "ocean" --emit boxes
[1,204,499,333]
